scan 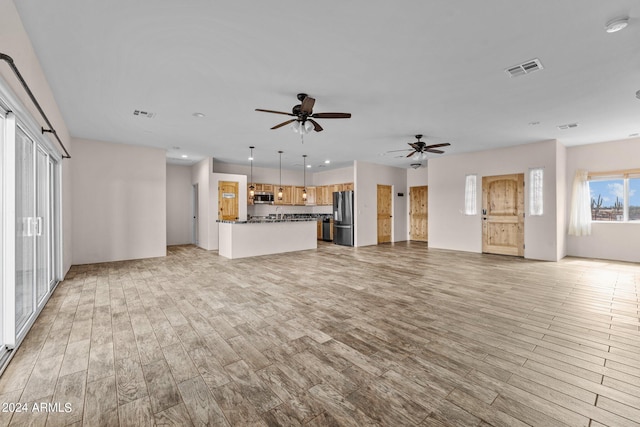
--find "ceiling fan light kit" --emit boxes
[256,93,351,137]
[605,17,629,33]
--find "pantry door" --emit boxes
[218,181,239,221]
[377,184,392,243]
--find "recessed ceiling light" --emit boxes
[324,160,330,164]
[181,154,188,158]
[557,123,579,130]
[306,164,311,168]
[192,112,205,118]
[605,17,629,33]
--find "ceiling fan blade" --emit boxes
[270,119,296,130]
[255,108,295,116]
[386,149,412,153]
[311,112,351,119]
[425,143,451,149]
[406,152,417,158]
[425,149,445,154]
[300,96,315,114]
[308,118,323,132]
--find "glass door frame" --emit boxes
[1,75,63,362]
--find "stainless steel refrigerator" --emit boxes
[333,190,354,246]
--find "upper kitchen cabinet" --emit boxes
[306,187,317,205]
[274,185,292,205]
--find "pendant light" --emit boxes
[302,154,307,200]
[277,150,283,200]
[248,146,255,199]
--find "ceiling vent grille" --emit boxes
[557,123,578,130]
[505,58,544,77]
[133,109,155,118]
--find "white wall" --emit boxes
[166,164,193,245]
[1,0,73,275]
[556,142,567,261]
[72,138,166,264]
[428,140,562,261]
[406,166,429,240]
[313,166,355,186]
[191,158,212,250]
[566,137,640,263]
[354,161,407,247]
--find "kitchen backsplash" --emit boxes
[248,204,332,217]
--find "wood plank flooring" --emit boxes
[1,242,639,426]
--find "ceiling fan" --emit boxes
[255,93,351,133]
[388,134,451,159]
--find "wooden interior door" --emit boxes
[410,186,428,242]
[218,181,239,221]
[482,173,524,256]
[377,184,392,243]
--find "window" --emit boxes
[464,174,477,215]
[588,171,640,222]
[529,168,543,216]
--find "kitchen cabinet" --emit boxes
[331,183,343,193]
[317,220,322,239]
[293,186,306,205]
[306,186,317,205]
[342,182,354,191]
[257,183,273,192]
[274,185,292,205]
[247,184,254,205]
[318,185,330,205]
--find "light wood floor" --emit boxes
[1,242,639,426]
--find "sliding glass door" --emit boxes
[15,127,36,335]
[1,100,60,360]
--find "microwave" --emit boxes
[253,192,274,204]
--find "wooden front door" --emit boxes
[377,184,392,244]
[482,173,524,256]
[409,186,428,242]
[218,181,239,221]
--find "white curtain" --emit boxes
[464,174,477,215]
[568,169,591,236]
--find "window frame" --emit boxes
[587,169,640,223]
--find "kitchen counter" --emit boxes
[217,217,319,224]
[218,220,317,259]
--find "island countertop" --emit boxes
[216,217,320,224]
[218,220,317,259]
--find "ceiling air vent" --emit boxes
[133,109,155,118]
[557,123,578,130]
[505,58,544,78]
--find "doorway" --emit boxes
[218,181,239,221]
[409,185,428,242]
[482,173,524,256]
[377,184,392,244]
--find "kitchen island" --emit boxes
[217,218,318,259]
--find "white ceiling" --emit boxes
[14,1,640,171]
